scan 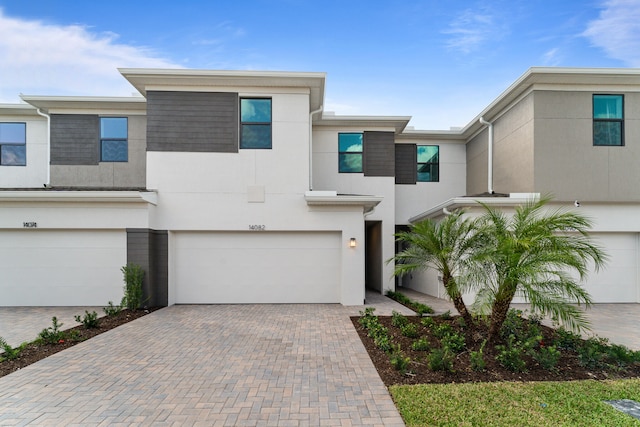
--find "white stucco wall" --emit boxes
[0,112,48,188]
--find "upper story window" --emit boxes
[417,145,439,182]
[100,117,128,161]
[338,133,363,173]
[0,122,26,166]
[240,98,272,149]
[593,94,624,146]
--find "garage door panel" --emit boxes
[0,230,126,306]
[174,232,341,304]
[584,234,637,302]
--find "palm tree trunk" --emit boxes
[488,287,517,343]
[443,274,474,327]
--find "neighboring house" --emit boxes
[1,67,639,306]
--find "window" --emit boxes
[593,94,624,146]
[338,133,363,173]
[100,117,128,161]
[240,98,272,149]
[417,145,439,182]
[0,122,26,166]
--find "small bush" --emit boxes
[121,263,145,310]
[389,345,411,373]
[0,337,21,361]
[495,335,527,372]
[400,322,420,338]
[103,301,122,317]
[374,334,393,353]
[414,303,434,315]
[75,310,99,329]
[577,337,609,369]
[440,310,452,320]
[470,340,487,372]
[38,317,66,344]
[412,338,431,351]
[427,347,454,372]
[391,310,409,328]
[433,323,454,339]
[456,316,466,328]
[442,332,466,353]
[532,345,561,370]
[554,327,583,352]
[500,309,525,340]
[421,317,435,328]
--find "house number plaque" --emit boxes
[249,224,266,231]
[23,222,38,228]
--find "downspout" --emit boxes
[36,108,51,187]
[309,105,323,190]
[479,117,494,194]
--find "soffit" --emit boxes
[314,115,411,134]
[119,68,326,111]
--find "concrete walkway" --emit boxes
[0,297,410,426]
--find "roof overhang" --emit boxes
[304,191,383,214]
[409,193,540,223]
[119,68,326,112]
[0,103,40,116]
[20,96,147,114]
[314,114,411,134]
[0,190,157,205]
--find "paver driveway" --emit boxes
[0,300,411,426]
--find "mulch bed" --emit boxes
[351,314,640,387]
[0,308,159,379]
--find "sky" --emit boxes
[1,0,639,130]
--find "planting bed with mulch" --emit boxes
[0,308,158,379]
[352,309,640,387]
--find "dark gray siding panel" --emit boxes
[127,228,168,307]
[50,114,99,165]
[395,144,417,184]
[147,91,239,153]
[363,131,395,177]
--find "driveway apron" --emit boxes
[0,303,408,426]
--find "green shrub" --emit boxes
[500,309,526,340]
[391,310,409,328]
[0,337,21,361]
[400,322,420,338]
[456,316,466,328]
[440,310,452,320]
[427,347,454,372]
[421,317,435,328]
[38,317,67,344]
[577,337,609,369]
[374,334,393,353]
[433,323,454,339]
[414,303,434,315]
[553,327,583,352]
[121,263,145,310]
[103,301,122,317]
[412,338,430,351]
[532,345,561,370]
[495,335,527,372]
[442,332,466,353]
[470,340,487,372]
[390,345,411,373]
[74,310,99,329]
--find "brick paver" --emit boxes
[0,296,408,426]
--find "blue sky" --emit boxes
[1,0,639,130]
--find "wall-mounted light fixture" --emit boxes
[349,238,357,248]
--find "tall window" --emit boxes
[338,133,363,173]
[100,117,128,161]
[240,98,272,149]
[593,94,624,146]
[417,145,439,182]
[0,122,26,166]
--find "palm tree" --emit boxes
[472,195,608,342]
[390,210,482,327]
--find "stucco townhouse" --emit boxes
[1,67,639,307]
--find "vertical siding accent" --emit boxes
[363,131,395,176]
[395,144,417,184]
[50,114,99,165]
[147,91,239,153]
[127,229,168,307]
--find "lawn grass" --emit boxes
[390,379,640,426]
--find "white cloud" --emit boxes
[583,0,640,66]
[443,9,500,54]
[0,9,181,102]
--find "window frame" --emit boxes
[338,132,364,173]
[240,97,272,149]
[0,122,27,166]
[416,145,439,182]
[593,94,624,147]
[100,117,128,162]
